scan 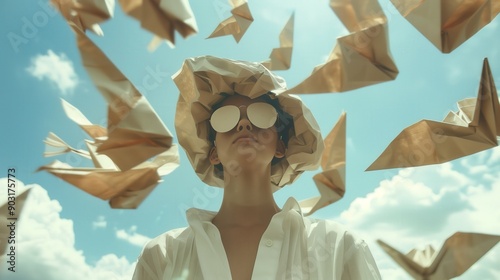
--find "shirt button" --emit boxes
[265,239,273,247]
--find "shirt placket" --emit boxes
[251,212,285,280]
[188,210,233,279]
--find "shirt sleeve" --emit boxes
[341,232,381,280]
[132,236,169,280]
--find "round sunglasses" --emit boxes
[210,102,278,133]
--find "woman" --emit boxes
[132,56,381,279]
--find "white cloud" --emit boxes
[93,254,136,279]
[0,179,135,280]
[115,226,151,248]
[26,49,79,94]
[335,148,500,279]
[93,216,107,229]
[339,164,471,235]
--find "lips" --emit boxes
[233,134,257,143]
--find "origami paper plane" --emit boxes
[43,132,91,159]
[41,6,181,209]
[285,0,398,94]
[60,98,107,139]
[207,0,253,43]
[300,112,346,216]
[262,13,294,71]
[41,97,180,208]
[69,24,175,171]
[377,232,500,279]
[51,0,115,36]
[1,188,32,255]
[367,58,500,171]
[38,144,180,209]
[390,0,500,53]
[118,0,198,50]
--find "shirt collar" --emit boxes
[186,196,304,226]
[281,196,303,215]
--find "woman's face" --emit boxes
[210,95,284,175]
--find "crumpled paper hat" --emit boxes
[173,55,324,189]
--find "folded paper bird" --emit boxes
[207,0,253,43]
[285,0,398,94]
[367,58,500,171]
[377,232,500,279]
[299,112,346,216]
[390,0,500,53]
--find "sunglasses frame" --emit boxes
[210,102,278,133]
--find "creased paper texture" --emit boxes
[173,55,324,189]
[285,0,398,94]
[118,0,198,50]
[38,22,180,208]
[390,0,500,53]
[300,112,346,216]
[367,58,500,171]
[207,0,253,43]
[378,232,500,279]
[51,0,115,36]
[262,13,294,71]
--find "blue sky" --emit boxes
[1,0,500,279]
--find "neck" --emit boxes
[212,167,279,228]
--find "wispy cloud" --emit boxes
[92,215,107,229]
[115,226,151,248]
[0,180,136,280]
[26,49,79,95]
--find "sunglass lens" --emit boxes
[247,103,278,129]
[210,105,239,132]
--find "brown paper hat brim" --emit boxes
[173,56,324,190]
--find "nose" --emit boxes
[236,106,253,132]
[237,118,253,131]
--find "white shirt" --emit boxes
[132,197,381,279]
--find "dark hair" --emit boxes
[208,92,294,175]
